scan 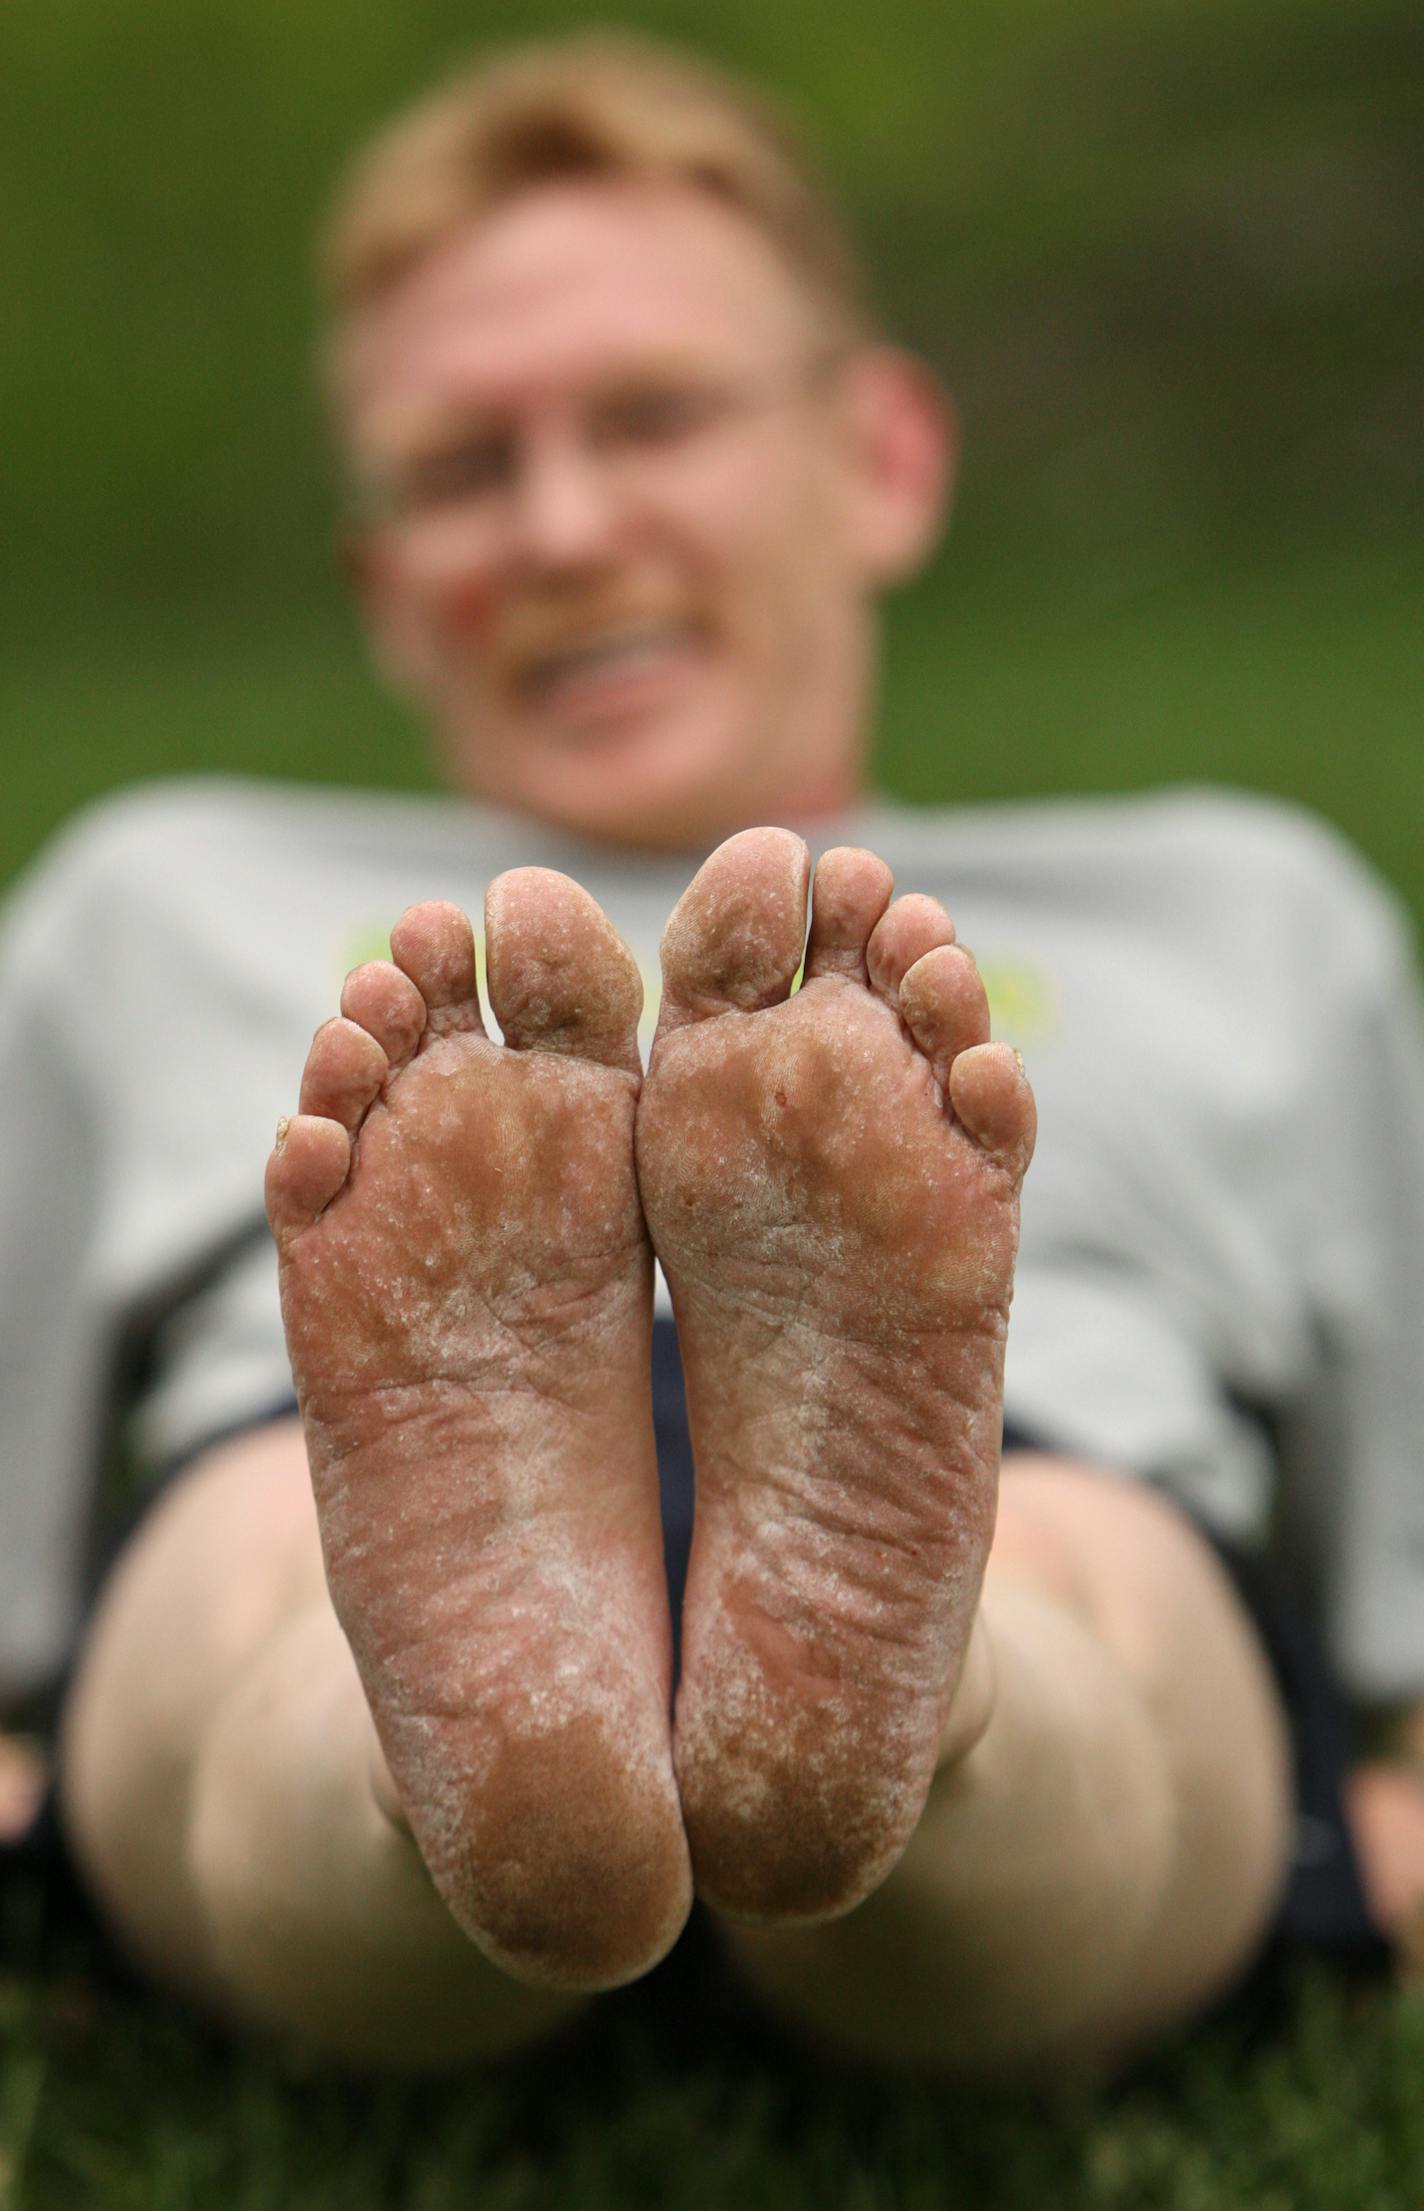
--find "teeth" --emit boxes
[531,622,689,687]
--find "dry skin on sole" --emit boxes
[266,882,691,1990]
[638,829,1036,1922]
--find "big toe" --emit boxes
[485,868,644,1075]
[655,828,810,1042]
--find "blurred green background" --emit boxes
[4,0,1421,909]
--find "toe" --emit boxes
[265,1115,352,1244]
[898,944,991,1094]
[485,868,643,1075]
[298,1017,389,1131]
[339,961,427,1071]
[866,894,957,1005]
[388,901,485,1035]
[655,828,810,1043]
[948,1043,1038,1175]
[803,848,895,985]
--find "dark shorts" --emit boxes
[1,1318,1391,1985]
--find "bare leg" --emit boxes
[60,1424,585,2067]
[721,1460,1292,2075]
[63,872,693,2058]
[636,830,1289,2073]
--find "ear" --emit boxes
[342,524,441,704]
[835,347,957,587]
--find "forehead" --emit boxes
[337,180,820,440]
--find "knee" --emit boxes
[187,1613,589,2067]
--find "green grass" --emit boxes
[881,532,1424,924]
[4,1953,1424,2209]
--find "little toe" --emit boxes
[388,901,485,1035]
[948,1043,1038,1173]
[865,893,958,1006]
[298,1017,390,1131]
[655,827,810,1042]
[339,961,428,1071]
[802,848,895,985]
[898,944,992,1094]
[485,867,643,1075]
[265,1114,352,1245]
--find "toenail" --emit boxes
[275,1116,290,1152]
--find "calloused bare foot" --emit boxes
[264,880,691,1990]
[637,829,1036,1924]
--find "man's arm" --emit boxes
[1349,1710,1424,1966]
[0,1728,47,1841]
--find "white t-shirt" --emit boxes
[2,777,1421,1707]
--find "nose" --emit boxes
[507,428,623,573]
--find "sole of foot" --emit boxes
[637,828,1036,1924]
[266,879,692,1990]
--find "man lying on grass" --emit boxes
[4,33,1424,2073]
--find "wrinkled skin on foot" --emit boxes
[637,830,1036,1923]
[266,880,691,1990]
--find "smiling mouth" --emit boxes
[515,618,707,708]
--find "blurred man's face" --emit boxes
[338,180,940,848]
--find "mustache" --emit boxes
[491,585,703,675]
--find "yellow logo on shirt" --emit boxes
[978,959,1057,1046]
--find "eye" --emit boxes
[398,432,515,509]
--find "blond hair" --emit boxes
[320,33,877,346]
